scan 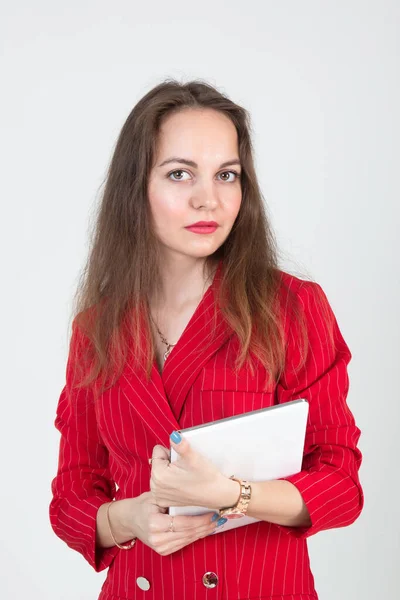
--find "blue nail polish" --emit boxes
[170,431,182,444]
[211,513,219,522]
[217,517,228,527]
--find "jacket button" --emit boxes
[136,576,151,591]
[202,571,218,588]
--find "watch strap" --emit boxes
[219,476,252,518]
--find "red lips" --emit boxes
[186,221,219,227]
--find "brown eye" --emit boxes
[218,170,240,182]
[168,170,190,181]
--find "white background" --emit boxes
[1,1,398,598]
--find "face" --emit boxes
[148,108,242,263]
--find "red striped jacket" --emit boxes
[49,262,364,599]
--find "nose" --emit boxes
[191,179,219,210]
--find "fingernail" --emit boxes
[170,431,182,444]
[217,517,228,527]
[211,513,219,522]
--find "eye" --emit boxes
[218,170,241,182]
[167,169,191,181]
[167,169,241,182]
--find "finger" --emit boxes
[151,444,170,462]
[156,521,217,556]
[192,520,218,538]
[146,495,169,515]
[149,512,218,534]
[156,536,195,557]
[178,521,215,541]
[169,432,193,461]
[154,521,216,554]
[151,511,216,536]
[161,511,217,532]
[150,445,170,475]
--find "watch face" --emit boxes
[224,512,244,520]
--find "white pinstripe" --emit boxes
[49,267,363,599]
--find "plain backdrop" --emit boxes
[1,1,399,598]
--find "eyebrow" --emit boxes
[158,157,242,169]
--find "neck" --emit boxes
[150,256,218,312]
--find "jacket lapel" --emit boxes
[119,356,181,444]
[117,260,234,443]
[161,261,233,421]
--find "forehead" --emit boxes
[155,108,239,160]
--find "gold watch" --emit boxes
[219,476,252,520]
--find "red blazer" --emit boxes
[49,261,364,600]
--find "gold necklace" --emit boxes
[149,312,176,361]
[149,264,216,361]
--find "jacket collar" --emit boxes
[118,259,234,444]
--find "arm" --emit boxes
[218,281,364,538]
[271,280,364,538]
[49,320,120,571]
[219,478,312,527]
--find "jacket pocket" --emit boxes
[200,389,275,423]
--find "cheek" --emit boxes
[221,188,242,220]
[149,186,187,231]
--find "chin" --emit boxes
[188,242,223,256]
[160,237,224,260]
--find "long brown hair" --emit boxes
[71,78,329,396]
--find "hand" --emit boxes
[149,431,237,510]
[126,492,222,556]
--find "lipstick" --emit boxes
[185,221,219,234]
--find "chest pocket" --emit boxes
[198,389,275,424]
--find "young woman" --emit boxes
[49,79,364,600]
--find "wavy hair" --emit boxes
[70,78,331,396]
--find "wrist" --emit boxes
[108,498,138,542]
[214,475,241,510]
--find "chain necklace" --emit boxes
[149,311,177,361]
[149,264,217,362]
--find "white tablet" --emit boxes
[169,398,309,532]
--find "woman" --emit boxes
[49,79,364,600]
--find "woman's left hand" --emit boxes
[149,431,234,510]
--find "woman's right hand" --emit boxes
[113,492,226,556]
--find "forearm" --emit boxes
[96,498,139,548]
[218,478,311,528]
[247,480,311,527]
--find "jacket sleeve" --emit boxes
[274,280,364,539]
[49,320,120,571]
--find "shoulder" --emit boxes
[277,269,322,295]
[276,269,324,311]
[276,270,336,336]
[277,270,305,296]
